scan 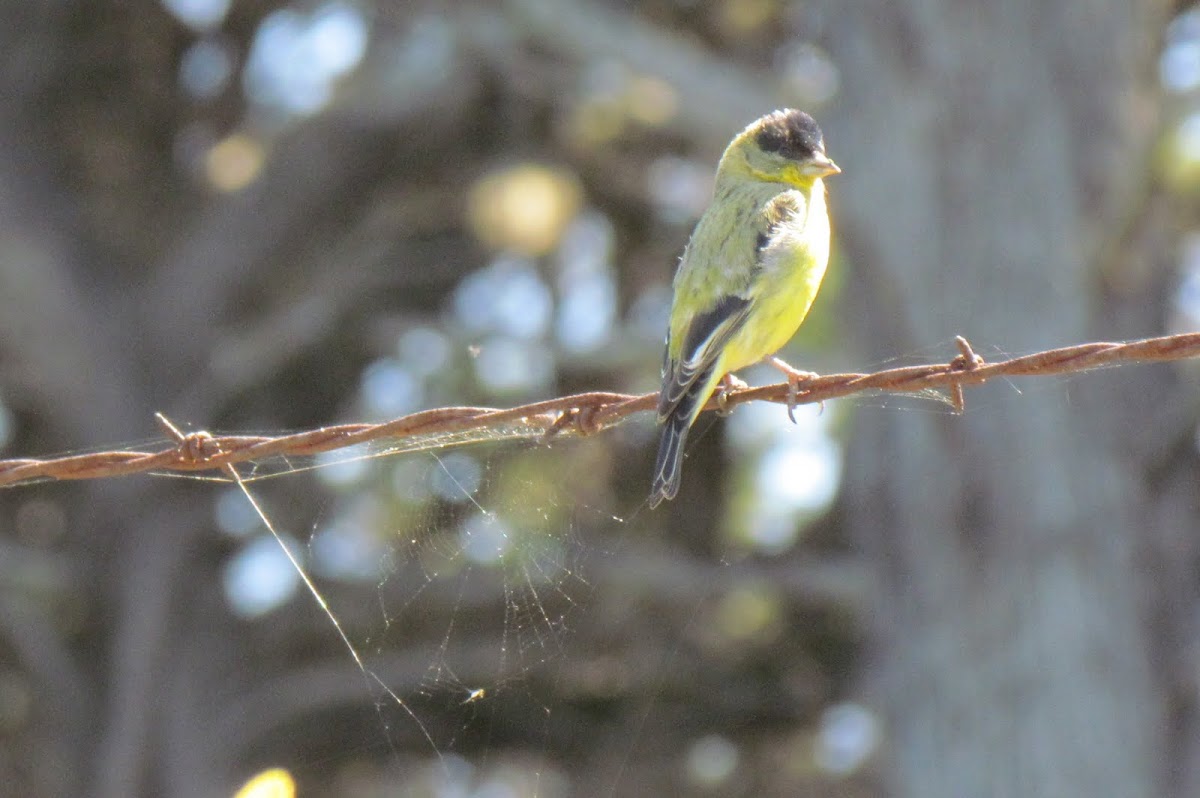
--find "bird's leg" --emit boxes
[715,373,749,416]
[765,356,818,423]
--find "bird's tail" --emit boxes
[649,412,690,508]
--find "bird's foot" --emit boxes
[715,373,749,416]
[765,356,819,423]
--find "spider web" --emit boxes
[224,436,608,794]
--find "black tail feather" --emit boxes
[650,361,718,507]
[649,412,689,508]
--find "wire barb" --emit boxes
[542,405,603,441]
[946,336,986,413]
[4,330,1200,488]
[155,412,222,466]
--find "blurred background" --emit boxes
[0,0,1197,796]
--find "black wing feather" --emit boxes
[657,294,751,420]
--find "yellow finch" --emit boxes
[649,109,839,507]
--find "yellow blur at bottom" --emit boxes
[233,768,296,798]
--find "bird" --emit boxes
[649,108,839,508]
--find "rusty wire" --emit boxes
[2,332,1198,488]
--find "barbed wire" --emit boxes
[1,332,1198,489]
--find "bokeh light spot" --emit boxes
[626,76,679,127]
[1162,9,1200,92]
[311,515,389,583]
[555,212,617,352]
[648,156,714,224]
[179,38,233,99]
[714,583,781,645]
[161,0,230,31]
[460,513,512,565]
[215,488,261,538]
[234,767,296,798]
[717,0,774,36]
[223,534,302,618]
[398,326,452,377]
[315,444,372,487]
[360,357,422,420]
[557,272,617,353]
[473,338,555,394]
[205,133,264,192]
[815,702,880,776]
[453,256,553,340]
[777,42,840,105]
[244,3,369,117]
[308,3,370,76]
[430,452,483,502]
[467,164,583,256]
[758,437,841,512]
[685,734,739,786]
[1162,110,1200,194]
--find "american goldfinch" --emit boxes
[650,109,839,507]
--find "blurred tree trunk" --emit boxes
[826,2,1172,796]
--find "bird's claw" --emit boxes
[715,374,748,416]
[765,357,818,424]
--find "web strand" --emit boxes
[225,459,445,765]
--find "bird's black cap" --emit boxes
[754,109,825,162]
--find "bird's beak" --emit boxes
[801,154,841,178]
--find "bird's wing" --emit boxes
[657,293,752,420]
[657,193,802,422]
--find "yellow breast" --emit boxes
[721,183,830,371]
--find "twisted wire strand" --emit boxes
[2,332,1197,488]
